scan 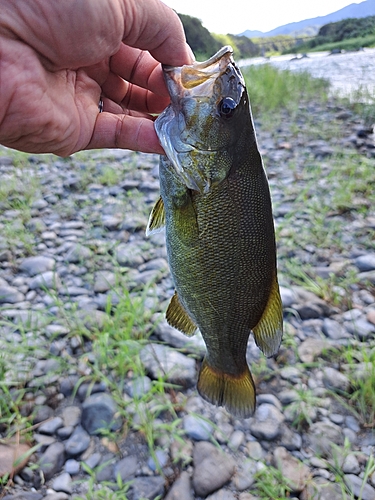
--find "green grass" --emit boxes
[306,34,375,53]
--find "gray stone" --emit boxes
[96,453,115,481]
[246,441,263,460]
[354,253,375,272]
[140,343,197,386]
[345,317,375,339]
[273,446,310,493]
[132,476,165,500]
[183,414,213,441]
[65,243,92,263]
[0,286,25,304]
[84,452,102,470]
[113,455,138,482]
[280,425,302,451]
[165,471,193,500]
[29,271,61,290]
[206,490,237,500]
[126,376,152,398]
[192,441,236,497]
[115,242,144,267]
[2,494,43,500]
[307,421,344,457]
[322,367,350,391]
[232,459,257,491]
[61,406,81,427]
[19,256,55,276]
[344,474,375,500]
[64,426,91,457]
[322,318,350,340]
[342,453,360,474]
[148,449,169,471]
[64,458,80,475]
[93,270,116,292]
[38,417,63,435]
[279,286,297,308]
[38,442,65,480]
[81,393,121,435]
[228,430,245,451]
[249,403,285,440]
[155,320,205,355]
[52,472,72,494]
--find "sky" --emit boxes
[161,0,362,34]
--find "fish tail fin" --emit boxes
[197,359,255,418]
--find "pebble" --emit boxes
[131,476,165,500]
[19,256,55,276]
[354,253,375,271]
[344,474,375,500]
[249,403,285,440]
[52,472,72,494]
[183,414,214,441]
[164,471,193,500]
[64,426,91,457]
[113,455,138,482]
[81,393,121,435]
[273,446,310,492]
[38,442,66,480]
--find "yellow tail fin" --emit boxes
[197,359,255,418]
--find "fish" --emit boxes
[147,46,283,418]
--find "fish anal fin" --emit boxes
[252,274,283,358]
[197,358,256,418]
[166,291,197,337]
[146,196,165,236]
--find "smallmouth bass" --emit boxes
[147,46,283,418]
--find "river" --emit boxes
[239,47,375,100]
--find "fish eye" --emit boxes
[218,97,237,118]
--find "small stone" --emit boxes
[280,425,302,451]
[344,317,375,340]
[84,451,102,470]
[148,449,169,471]
[38,417,64,435]
[65,243,92,263]
[64,458,80,475]
[228,430,245,451]
[183,414,213,441]
[0,286,25,304]
[246,441,263,460]
[113,455,138,482]
[273,446,310,492]
[52,472,72,494]
[192,441,236,497]
[19,256,55,276]
[81,393,121,435]
[322,367,350,391]
[344,474,375,500]
[249,404,285,441]
[322,318,350,340]
[165,471,193,500]
[307,421,344,457]
[354,254,375,272]
[206,490,237,500]
[38,442,65,480]
[342,454,360,474]
[232,459,257,491]
[93,270,116,293]
[29,271,61,290]
[61,406,82,427]
[279,286,297,308]
[64,426,91,457]
[132,476,165,500]
[140,344,197,387]
[126,376,152,398]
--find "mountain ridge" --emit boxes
[240,0,375,38]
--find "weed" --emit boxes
[251,464,293,499]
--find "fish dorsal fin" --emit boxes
[166,291,198,337]
[252,275,283,358]
[146,196,165,236]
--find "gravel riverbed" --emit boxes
[0,97,374,499]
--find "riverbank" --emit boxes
[0,95,374,498]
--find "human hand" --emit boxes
[0,0,193,156]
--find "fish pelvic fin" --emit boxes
[252,274,283,358]
[197,359,256,418]
[146,196,165,236]
[166,291,198,337]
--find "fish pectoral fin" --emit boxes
[252,274,283,358]
[146,196,165,236]
[197,358,256,418]
[166,291,198,337]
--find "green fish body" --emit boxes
[147,46,283,418]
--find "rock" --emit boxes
[279,286,297,308]
[246,441,263,460]
[64,458,80,475]
[192,441,236,497]
[344,474,375,500]
[273,446,310,492]
[52,472,72,494]
[65,243,92,263]
[322,318,350,340]
[345,317,375,340]
[0,442,31,478]
[301,476,343,500]
[228,430,245,451]
[232,459,257,491]
[38,442,65,480]
[93,270,116,292]
[249,404,285,440]
[148,449,169,471]
[307,422,344,457]
[2,494,43,500]
[298,338,328,363]
[81,393,121,435]
[38,417,64,435]
[155,320,205,355]
[115,242,144,267]
[126,376,152,398]
[64,426,91,457]
[322,367,350,391]
[29,271,61,290]
[96,453,115,481]
[206,490,237,500]
[113,455,138,482]
[140,343,197,387]
[19,256,55,276]
[61,406,81,427]
[354,253,375,272]
[183,414,213,441]
[131,476,165,500]
[0,285,25,304]
[165,471,193,500]
[342,453,360,474]
[280,425,302,451]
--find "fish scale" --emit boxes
[147,46,283,417]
